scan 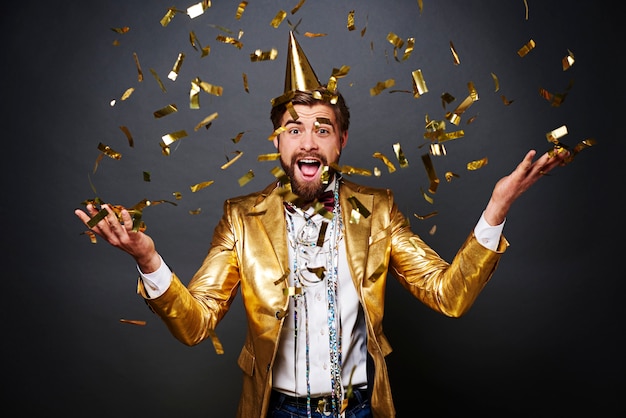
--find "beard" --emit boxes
[280,151,336,202]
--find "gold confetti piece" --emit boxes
[411,69,428,98]
[393,143,409,167]
[258,153,281,161]
[230,131,246,144]
[250,48,278,62]
[86,208,109,228]
[216,34,243,49]
[418,0,424,14]
[466,115,478,125]
[429,143,446,156]
[372,152,396,173]
[93,153,104,173]
[153,104,178,119]
[517,39,536,57]
[449,41,460,65]
[546,125,568,144]
[441,130,464,141]
[168,53,185,81]
[467,157,488,170]
[270,10,287,28]
[271,166,289,185]
[331,65,350,79]
[194,77,224,96]
[97,142,122,160]
[242,73,249,92]
[370,79,395,96]
[119,126,134,147]
[83,230,97,244]
[373,167,381,177]
[538,80,573,107]
[190,180,214,192]
[523,0,529,20]
[386,32,404,49]
[132,52,143,82]
[347,10,356,31]
[238,170,254,186]
[446,95,475,125]
[161,130,188,147]
[207,328,224,355]
[187,2,208,19]
[111,27,130,34]
[440,92,455,108]
[268,126,286,141]
[189,208,202,215]
[221,151,243,170]
[402,38,415,61]
[420,187,434,204]
[304,32,327,38]
[189,79,200,109]
[173,192,182,200]
[562,49,575,71]
[468,81,478,101]
[149,68,167,93]
[119,319,146,326]
[347,196,371,219]
[491,72,500,92]
[421,153,440,194]
[429,225,437,235]
[121,87,135,101]
[143,171,151,182]
[235,1,248,19]
[414,211,438,220]
[284,286,303,296]
[160,8,178,27]
[500,95,514,105]
[291,0,306,14]
[329,162,372,177]
[194,112,218,131]
[445,171,460,182]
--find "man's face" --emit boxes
[274,103,348,201]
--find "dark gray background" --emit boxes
[4,0,622,416]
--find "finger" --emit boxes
[119,208,134,232]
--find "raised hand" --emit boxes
[483,148,570,226]
[75,204,161,273]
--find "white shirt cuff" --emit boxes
[474,211,505,251]
[137,255,172,299]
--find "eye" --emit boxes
[288,127,301,135]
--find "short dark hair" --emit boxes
[270,87,350,137]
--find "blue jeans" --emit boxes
[267,389,372,418]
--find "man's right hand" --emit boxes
[75,204,162,274]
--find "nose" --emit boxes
[299,130,318,151]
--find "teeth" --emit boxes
[300,159,317,164]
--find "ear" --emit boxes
[340,131,348,149]
[273,135,279,150]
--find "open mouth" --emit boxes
[297,158,322,180]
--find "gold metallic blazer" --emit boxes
[140,178,508,417]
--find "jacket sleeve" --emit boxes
[388,199,508,318]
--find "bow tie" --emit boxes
[316,190,336,212]
[284,190,336,213]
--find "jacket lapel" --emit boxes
[252,183,291,277]
[339,180,374,285]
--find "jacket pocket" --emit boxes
[237,344,256,376]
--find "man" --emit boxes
[75,32,569,417]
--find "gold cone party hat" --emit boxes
[271,31,321,107]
